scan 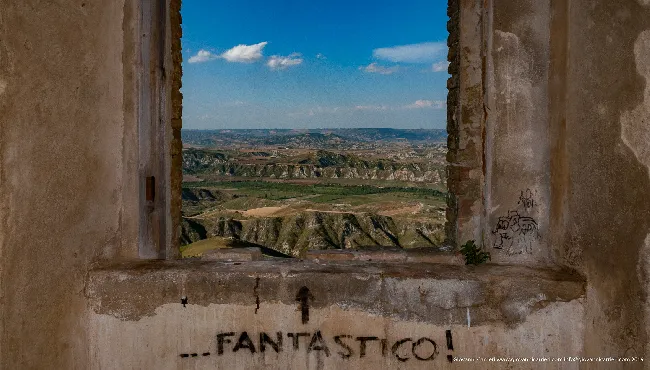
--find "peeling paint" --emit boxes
[621,30,650,173]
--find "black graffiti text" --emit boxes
[212,331,440,362]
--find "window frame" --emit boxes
[138,0,182,259]
[139,0,488,261]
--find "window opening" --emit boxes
[178,0,451,259]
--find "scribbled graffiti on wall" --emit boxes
[518,189,534,210]
[492,189,540,255]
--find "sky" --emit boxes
[181,0,449,129]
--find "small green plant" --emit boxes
[460,240,490,265]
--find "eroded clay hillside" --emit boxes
[180,129,448,257]
[183,148,445,184]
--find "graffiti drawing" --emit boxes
[492,210,539,254]
[492,188,540,254]
[518,189,534,210]
[492,211,538,254]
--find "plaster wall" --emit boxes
[89,302,584,370]
[486,0,552,265]
[483,0,650,363]
[85,261,586,370]
[0,1,139,368]
[0,0,648,369]
[563,0,650,365]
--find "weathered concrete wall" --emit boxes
[483,0,650,364]
[0,1,139,367]
[0,0,649,368]
[448,0,486,247]
[485,0,552,266]
[89,302,584,370]
[562,0,650,365]
[86,261,585,369]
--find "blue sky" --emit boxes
[181,0,449,129]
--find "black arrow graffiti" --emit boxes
[295,286,314,325]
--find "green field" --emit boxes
[184,180,445,202]
[180,136,448,255]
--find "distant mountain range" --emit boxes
[182,128,447,147]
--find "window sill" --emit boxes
[198,247,463,264]
[86,258,585,326]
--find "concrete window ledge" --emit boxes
[198,247,465,264]
[86,260,585,326]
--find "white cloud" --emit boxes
[359,62,399,75]
[287,106,342,117]
[432,61,450,72]
[221,42,268,63]
[188,49,218,64]
[221,100,246,107]
[316,53,327,60]
[267,53,303,70]
[404,100,446,109]
[289,100,445,117]
[354,105,389,111]
[373,42,446,63]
